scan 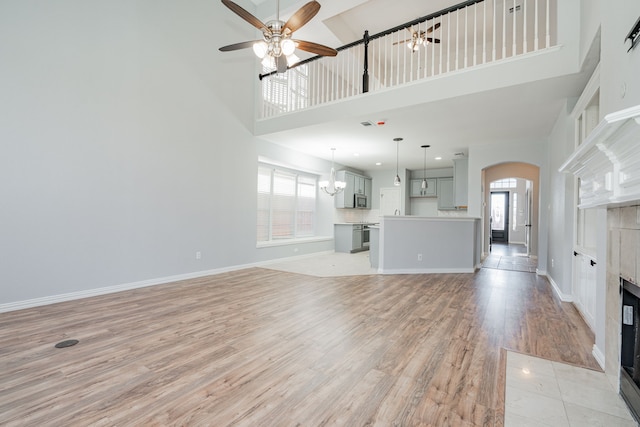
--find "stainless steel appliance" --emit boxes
[354,194,367,208]
[362,224,370,248]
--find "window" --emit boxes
[490,178,517,189]
[257,164,317,243]
[262,64,309,115]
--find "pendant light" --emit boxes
[421,145,430,190]
[319,148,346,196]
[393,137,403,186]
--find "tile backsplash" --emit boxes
[334,209,381,224]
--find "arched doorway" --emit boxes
[481,163,540,272]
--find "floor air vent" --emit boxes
[55,339,79,348]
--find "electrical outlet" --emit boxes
[417,253,422,261]
[551,258,554,268]
[196,251,201,260]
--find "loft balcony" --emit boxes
[254,0,581,137]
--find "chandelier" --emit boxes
[319,148,346,196]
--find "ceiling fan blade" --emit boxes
[276,55,288,73]
[221,0,269,33]
[219,40,260,51]
[294,40,337,56]
[425,37,441,44]
[392,39,411,46]
[283,1,321,35]
[426,22,441,33]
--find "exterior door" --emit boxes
[491,191,509,243]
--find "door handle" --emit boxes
[590,259,597,267]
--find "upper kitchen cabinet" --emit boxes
[354,175,366,195]
[453,158,468,208]
[410,179,437,197]
[335,170,372,209]
[365,178,372,209]
[437,178,455,210]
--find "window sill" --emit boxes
[257,236,333,249]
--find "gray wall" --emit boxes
[0,1,336,306]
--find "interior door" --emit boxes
[491,191,509,243]
[380,187,402,216]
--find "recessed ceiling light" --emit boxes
[375,162,382,166]
[435,156,442,160]
[353,153,359,157]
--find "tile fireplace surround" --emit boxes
[606,205,640,391]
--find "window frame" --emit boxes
[257,162,319,245]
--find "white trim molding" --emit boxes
[544,273,574,302]
[0,251,336,313]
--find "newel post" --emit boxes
[363,30,370,93]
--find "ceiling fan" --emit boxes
[219,0,337,74]
[393,23,441,52]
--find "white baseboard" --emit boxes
[544,273,573,302]
[592,344,606,370]
[0,252,335,314]
[380,267,475,274]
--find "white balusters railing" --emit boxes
[260,0,556,119]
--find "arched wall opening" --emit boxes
[482,162,540,258]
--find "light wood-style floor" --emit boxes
[0,267,598,426]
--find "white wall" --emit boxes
[545,100,577,297]
[0,1,336,307]
[599,0,640,117]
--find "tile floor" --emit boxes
[261,250,377,277]
[483,242,538,273]
[505,351,637,426]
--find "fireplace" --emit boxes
[621,277,640,422]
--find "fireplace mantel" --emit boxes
[559,104,640,209]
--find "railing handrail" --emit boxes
[259,0,486,80]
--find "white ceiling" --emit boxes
[241,0,593,172]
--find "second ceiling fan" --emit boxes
[219,0,337,73]
[393,23,441,52]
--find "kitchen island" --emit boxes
[372,216,481,274]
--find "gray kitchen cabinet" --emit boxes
[334,224,366,253]
[354,175,366,195]
[335,171,372,209]
[410,179,437,197]
[365,177,372,209]
[453,157,468,208]
[437,177,455,210]
[335,171,355,208]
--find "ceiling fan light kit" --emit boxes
[219,0,337,74]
